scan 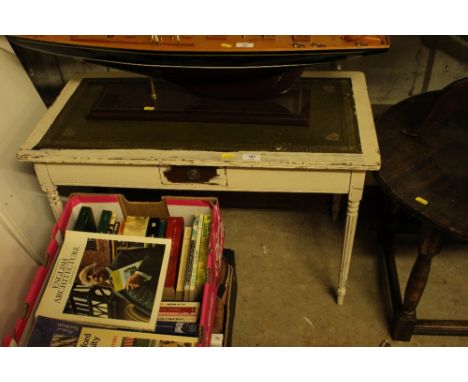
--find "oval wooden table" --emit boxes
[375,79,468,341]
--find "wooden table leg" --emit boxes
[337,171,364,305]
[34,163,63,221]
[337,199,360,305]
[379,200,403,314]
[392,224,442,340]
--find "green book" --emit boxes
[157,218,167,238]
[97,210,113,233]
[194,214,212,301]
[73,206,96,232]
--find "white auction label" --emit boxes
[242,153,261,161]
[235,42,254,48]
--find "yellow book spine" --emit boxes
[175,227,192,301]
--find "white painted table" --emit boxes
[17,71,380,305]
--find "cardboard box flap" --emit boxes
[120,196,170,219]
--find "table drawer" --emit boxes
[226,168,351,193]
[46,164,351,194]
[159,165,228,188]
[46,164,162,188]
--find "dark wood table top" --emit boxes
[375,84,468,241]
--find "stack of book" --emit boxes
[26,206,213,347]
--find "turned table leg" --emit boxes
[34,163,63,221]
[337,171,365,305]
[392,224,442,340]
[337,199,360,305]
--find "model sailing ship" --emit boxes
[8,35,390,98]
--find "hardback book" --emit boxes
[123,216,150,237]
[162,217,184,301]
[175,226,192,300]
[27,316,197,347]
[194,214,212,301]
[97,210,113,233]
[74,206,97,232]
[35,230,171,331]
[158,301,200,323]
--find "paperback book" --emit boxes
[184,215,203,301]
[27,316,197,347]
[35,230,172,331]
[194,214,212,301]
[77,326,198,347]
[175,226,192,301]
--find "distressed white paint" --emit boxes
[17,71,380,305]
[0,223,38,342]
[18,71,380,171]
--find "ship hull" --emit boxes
[7,36,389,98]
[7,36,388,69]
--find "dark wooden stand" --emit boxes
[380,208,468,340]
[375,80,468,341]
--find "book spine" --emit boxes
[159,301,200,317]
[74,206,97,232]
[162,217,184,300]
[123,216,150,236]
[97,210,112,233]
[108,212,122,234]
[155,321,198,337]
[194,214,212,301]
[159,307,199,314]
[188,214,204,302]
[145,217,160,237]
[157,218,167,238]
[160,301,200,308]
[183,216,199,301]
[157,316,198,323]
[175,227,192,301]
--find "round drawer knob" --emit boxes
[186,168,201,181]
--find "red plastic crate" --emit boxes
[2,193,224,347]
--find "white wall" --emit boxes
[0,36,56,342]
[0,223,37,342]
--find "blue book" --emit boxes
[27,316,83,347]
[155,321,198,337]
